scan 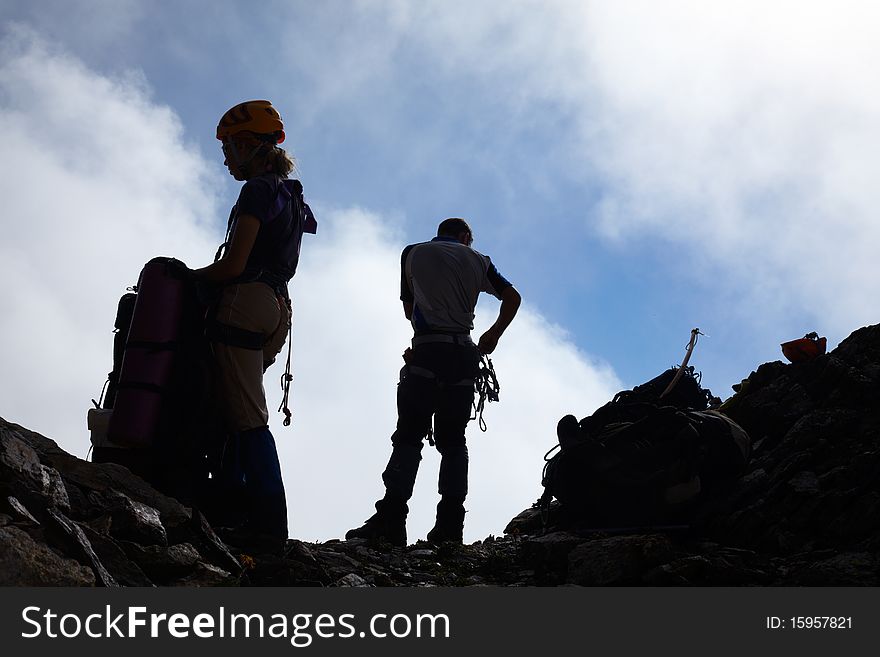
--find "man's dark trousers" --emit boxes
[381,340,480,509]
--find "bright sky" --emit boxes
[2,1,878,543]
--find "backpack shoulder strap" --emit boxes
[269,179,318,234]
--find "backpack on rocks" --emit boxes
[541,367,749,529]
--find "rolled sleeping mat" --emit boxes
[107,257,189,448]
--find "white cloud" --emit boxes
[8,2,880,360]
[527,1,880,340]
[0,31,621,543]
[575,1,880,336]
[0,27,221,449]
[304,1,880,347]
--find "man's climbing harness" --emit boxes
[422,351,500,446]
[472,354,500,431]
[425,353,500,446]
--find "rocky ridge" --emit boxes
[2,324,880,586]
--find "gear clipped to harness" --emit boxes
[472,354,500,431]
[426,353,501,446]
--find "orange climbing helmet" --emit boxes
[781,332,827,363]
[216,100,285,144]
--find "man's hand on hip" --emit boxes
[478,328,500,354]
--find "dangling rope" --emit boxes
[278,305,294,426]
[659,327,704,399]
[471,354,500,431]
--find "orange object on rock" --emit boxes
[781,332,827,363]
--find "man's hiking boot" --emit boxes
[345,512,407,546]
[426,522,462,545]
[345,498,408,547]
[426,499,465,545]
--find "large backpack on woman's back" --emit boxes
[89,257,221,505]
